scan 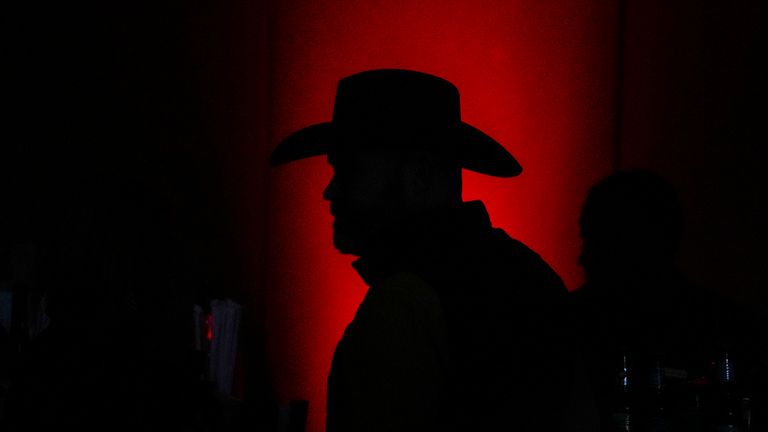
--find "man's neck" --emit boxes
[352,201,489,286]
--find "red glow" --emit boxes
[248,2,619,431]
[206,313,213,342]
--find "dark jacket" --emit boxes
[327,201,572,432]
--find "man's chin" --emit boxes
[332,220,381,256]
[333,233,362,256]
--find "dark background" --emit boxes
[2,1,273,429]
[618,0,766,311]
[2,0,765,430]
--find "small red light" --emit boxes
[206,313,214,342]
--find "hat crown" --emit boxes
[332,69,461,133]
[269,68,521,177]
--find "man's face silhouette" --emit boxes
[323,145,417,256]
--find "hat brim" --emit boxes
[269,122,522,178]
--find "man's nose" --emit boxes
[323,175,338,202]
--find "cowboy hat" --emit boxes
[269,69,521,177]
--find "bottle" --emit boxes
[683,373,710,432]
[711,350,744,432]
[740,397,752,432]
[644,353,669,432]
[612,348,636,431]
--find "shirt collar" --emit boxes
[352,200,493,286]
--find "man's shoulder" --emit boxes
[486,228,566,296]
[368,273,441,309]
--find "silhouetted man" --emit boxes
[571,170,767,431]
[270,69,572,431]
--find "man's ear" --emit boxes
[411,151,434,194]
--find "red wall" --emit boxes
[238,2,619,430]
